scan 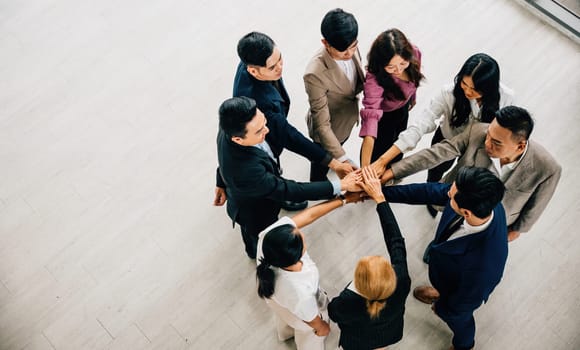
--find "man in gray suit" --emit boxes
[381,106,561,242]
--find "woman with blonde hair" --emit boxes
[328,167,410,349]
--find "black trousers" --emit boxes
[309,140,347,182]
[369,103,409,166]
[426,126,455,182]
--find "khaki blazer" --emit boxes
[304,47,364,159]
[391,123,561,233]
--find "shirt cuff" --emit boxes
[337,154,349,163]
[331,180,341,196]
[359,118,379,138]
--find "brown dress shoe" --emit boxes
[413,285,440,304]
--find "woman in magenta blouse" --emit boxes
[359,29,424,167]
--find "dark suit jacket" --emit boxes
[233,62,331,165]
[328,202,410,349]
[383,183,508,316]
[216,130,334,230]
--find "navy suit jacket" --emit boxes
[216,130,334,231]
[233,62,330,165]
[383,183,508,315]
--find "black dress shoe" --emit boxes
[426,204,438,218]
[281,200,308,211]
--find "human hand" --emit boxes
[380,169,395,184]
[314,321,330,337]
[213,187,227,206]
[334,161,355,179]
[340,170,363,192]
[359,167,385,203]
[508,230,520,242]
[370,159,387,178]
[343,191,367,204]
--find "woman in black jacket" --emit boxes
[328,167,411,349]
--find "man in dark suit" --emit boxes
[227,31,354,210]
[383,167,508,350]
[215,97,357,259]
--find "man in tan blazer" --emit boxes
[381,106,561,242]
[304,8,365,181]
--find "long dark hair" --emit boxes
[450,53,501,127]
[366,29,424,100]
[256,224,304,299]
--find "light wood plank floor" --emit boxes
[1,0,579,349]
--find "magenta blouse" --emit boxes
[359,47,422,138]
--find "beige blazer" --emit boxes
[304,47,364,159]
[391,123,561,233]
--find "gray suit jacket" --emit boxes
[303,47,364,159]
[391,123,561,232]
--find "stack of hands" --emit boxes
[340,166,387,205]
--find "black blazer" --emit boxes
[328,202,411,349]
[216,130,334,231]
[233,62,331,165]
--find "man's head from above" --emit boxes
[321,8,359,61]
[485,106,534,161]
[448,167,505,220]
[219,96,269,146]
[238,31,283,81]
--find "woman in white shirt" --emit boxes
[256,194,359,350]
[371,53,514,216]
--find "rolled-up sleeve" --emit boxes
[359,72,384,138]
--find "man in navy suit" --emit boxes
[215,97,358,259]
[215,31,354,211]
[383,167,507,350]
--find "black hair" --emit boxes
[218,96,257,139]
[256,224,303,299]
[367,29,424,100]
[237,31,275,67]
[454,167,505,218]
[494,106,534,141]
[321,8,358,51]
[451,53,501,127]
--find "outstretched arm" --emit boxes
[370,144,402,178]
[292,192,363,229]
[359,166,409,280]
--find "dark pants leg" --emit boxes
[310,151,329,182]
[439,310,476,350]
[370,104,409,166]
[310,141,348,182]
[237,207,279,259]
[426,127,455,182]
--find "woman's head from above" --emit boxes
[261,224,305,269]
[455,53,500,101]
[367,28,414,79]
[257,224,305,299]
[355,255,397,318]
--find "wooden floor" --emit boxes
[0,1,579,349]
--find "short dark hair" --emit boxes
[494,106,534,141]
[218,96,257,138]
[454,166,505,218]
[237,31,275,67]
[321,8,358,51]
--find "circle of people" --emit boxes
[214,8,561,350]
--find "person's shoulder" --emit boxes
[304,47,328,74]
[526,140,561,171]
